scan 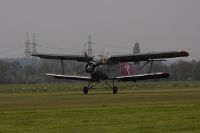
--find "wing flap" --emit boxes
[32,53,93,62]
[46,73,91,81]
[113,72,170,82]
[109,50,189,63]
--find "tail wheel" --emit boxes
[83,86,89,94]
[113,86,118,94]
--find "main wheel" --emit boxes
[113,86,118,94]
[83,86,89,94]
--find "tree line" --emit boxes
[0,59,199,84]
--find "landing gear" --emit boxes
[83,86,89,94]
[83,80,91,94]
[104,79,118,94]
[112,79,118,94]
[82,80,100,94]
[83,79,119,94]
[113,86,118,94]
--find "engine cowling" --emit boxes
[85,61,96,73]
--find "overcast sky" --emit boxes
[0,0,199,60]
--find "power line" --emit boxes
[38,43,83,53]
[0,45,24,58]
[93,41,132,50]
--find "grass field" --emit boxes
[0,81,200,132]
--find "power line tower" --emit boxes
[83,43,87,55]
[32,33,37,54]
[24,32,31,57]
[87,35,92,56]
[32,33,39,66]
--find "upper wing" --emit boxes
[32,53,93,62]
[45,73,91,81]
[111,72,170,82]
[108,50,189,63]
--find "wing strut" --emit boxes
[148,59,153,73]
[138,61,150,71]
[138,59,160,73]
[61,59,65,74]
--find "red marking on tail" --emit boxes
[120,63,133,76]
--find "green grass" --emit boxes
[0,81,200,132]
[0,80,200,94]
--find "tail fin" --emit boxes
[133,42,140,55]
[120,42,141,76]
[133,42,141,67]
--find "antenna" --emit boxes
[24,32,31,57]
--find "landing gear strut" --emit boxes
[104,80,118,94]
[82,80,99,94]
[83,79,118,94]
[83,80,91,94]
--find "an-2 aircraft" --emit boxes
[32,43,189,94]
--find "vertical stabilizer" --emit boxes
[120,42,141,76]
[133,42,141,68]
[133,42,140,55]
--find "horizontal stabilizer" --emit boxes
[113,72,170,82]
[45,73,91,81]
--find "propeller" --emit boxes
[83,52,96,74]
[85,61,97,73]
[83,51,109,74]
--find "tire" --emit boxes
[113,86,118,94]
[83,86,89,94]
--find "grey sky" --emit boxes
[0,0,199,60]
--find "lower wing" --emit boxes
[46,72,169,82]
[45,73,91,81]
[112,72,170,82]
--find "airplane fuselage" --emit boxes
[90,63,124,81]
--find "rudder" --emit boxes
[133,42,140,55]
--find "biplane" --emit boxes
[32,43,189,94]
